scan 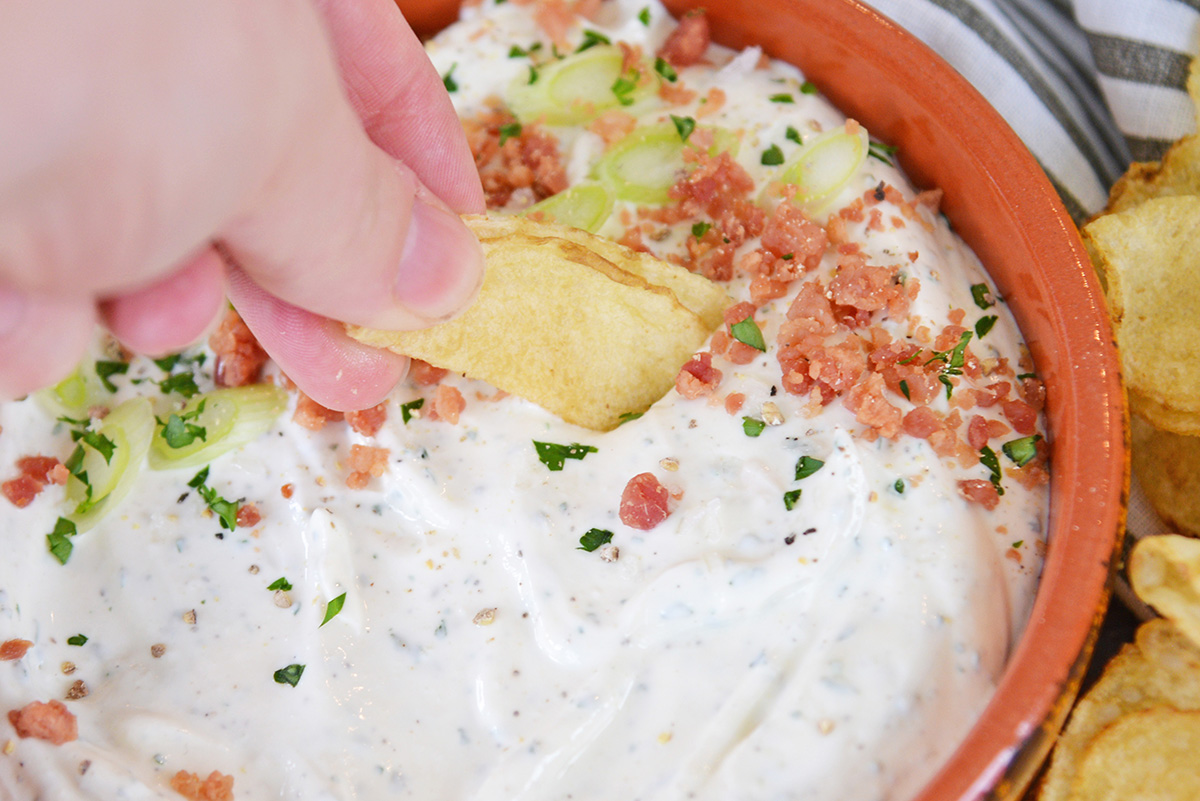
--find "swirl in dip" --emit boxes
[0,1,1049,799]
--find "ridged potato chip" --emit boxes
[1082,195,1200,434]
[348,216,729,431]
[1130,534,1200,651]
[1068,707,1200,800]
[1130,417,1200,538]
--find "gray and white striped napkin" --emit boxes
[860,0,1200,615]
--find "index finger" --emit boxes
[313,0,484,215]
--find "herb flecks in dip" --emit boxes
[0,2,1048,800]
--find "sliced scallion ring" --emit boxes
[521,183,614,232]
[505,45,657,126]
[775,126,870,215]
[66,397,154,533]
[149,384,287,470]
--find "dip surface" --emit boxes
[0,2,1048,799]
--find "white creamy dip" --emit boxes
[0,2,1047,800]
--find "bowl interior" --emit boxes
[402,1,1127,797]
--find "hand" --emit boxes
[0,0,485,411]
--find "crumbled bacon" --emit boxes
[408,359,448,386]
[1019,376,1046,412]
[169,770,235,801]
[236,504,261,528]
[7,699,77,745]
[346,444,390,490]
[675,352,723,398]
[293,394,343,432]
[724,393,746,414]
[657,10,709,67]
[0,640,32,661]
[844,374,902,439]
[619,472,671,530]
[346,403,387,437]
[587,110,637,146]
[1001,398,1037,435]
[958,479,1000,510]
[15,456,59,484]
[429,385,466,425]
[209,309,268,388]
[2,475,43,509]
[464,107,568,210]
[761,202,827,273]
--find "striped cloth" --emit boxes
[862,0,1199,223]
[860,0,1200,617]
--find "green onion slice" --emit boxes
[66,397,154,533]
[149,385,286,470]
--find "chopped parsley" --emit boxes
[691,221,712,239]
[152,351,206,374]
[46,517,77,565]
[577,528,614,552]
[1016,372,1038,381]
[400,398,425,423]
[975,315,998,339]
[527,65,540,85]
[971,283,995,309]
[769,93,795,103]
[576,29,611,52]
[94,360,129,393]
[785,125,802,145]
[320,592,347,628]
[77,431,116,464]
[508,43,542,58]
[894,478,905,494]
[442,63,458,92]
[67,634,88,646]
[1002,434,1042,467]
[794,455,824,480]
[533,441,598,471]
[1012,540,1025,549]
[638,6,651,25]
[671,114,696,142]
[800,80,818,94]
[187,466,239,531]
[157,399,207,449]
[159,372,200,399]
[611,71,640,105]
[867,140,898,165]
[617,410,644,424]
[498,121,522,146]
[899,379,911,401]
[925,331,972,399]
[761,144,785,166]
[730,317,766,352]
[653,56,677,83]
[742,417,766,437]
[979,445,1005,496]
[273,663,305,687]
[783,488,803,510]
[267,577,293,592]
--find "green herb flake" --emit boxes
[1002,434,1042,467]
[800,80,818,94]
[159,372,200,399]
[320,592,347,628]
[618,410,644,424]
[527,65,540,85]
[266,577,292,592]
[79,431,117,464]
[153,354,183,372]
[273,663,305,687]
[730,317,766,352]
[742,417,766,437]
[442,63,458,93]
[939,373,954,400]
[188,466,240,531]
[611,71,640,105]
[498,122,522,145]
[1016,372,1038,381]
[576,29,611,52]
[1012,540,1025,549]
[769,93,794,103]
[653,56,677,83]
[975,315,998,339]
[691,221,712,239]
[399,398,425,424]
[794,455,825,481]
[46,517,77,565]
[534,441,598,471]
[899,379,911,401]
[158,404,208,449]
[94,360,129,393]
[761,144,785,166]
[971,283,995,309]
[783,488,803,510]
[894,478,905,494]
[578,528,614,552]
[67,634,88,646]
[867,140,898,165]
[785,126,802,145]
[638,6,651,25]
[670,114,696,142]
[979,445,1005,495]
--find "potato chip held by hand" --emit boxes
[347,216,730,431]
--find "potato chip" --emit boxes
[1130,534,1200,650]
[1102,136,1200,216]
[1038,619,1200,801]
[1068,707,1200,800]
[348,216,729,431]
[1081,195,1200,434]
[1129,417,1200,538]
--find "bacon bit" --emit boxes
[345,444,389,490]
[695,87,726,118]
[1001,398,1037,435]
[948,308,966,326]
[346,403,387,437]
[958,479,1000,510]
[867,208,885,231]
[48,463,69,485]
[619,473,671,530]
[15,456,59,484]
[588,110,638,146]
[676,352,723,398]
[658,80,697,105]
[531,0,574,48]
[657,10,709,67]
[0,640,32,661]
[430,385,466,425]
[1,476,42,509]
[966,415,992,450]
[761,202,827,271]
[748,274,792,306]
[844,374,902,439]
[7,700,77,745]
[1019,376,1046,412]
[235,504,261,528]
[724,393,746,414]
[408,359,448,386]
[292,394,343,432]
[280,483,294,499]
[169,769,235,801]
[209,310,268,388]
[464,107,568,211]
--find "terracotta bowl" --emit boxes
[399,1,1128,798]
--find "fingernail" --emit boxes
[394,201,484,322]
[0,286,27,339]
